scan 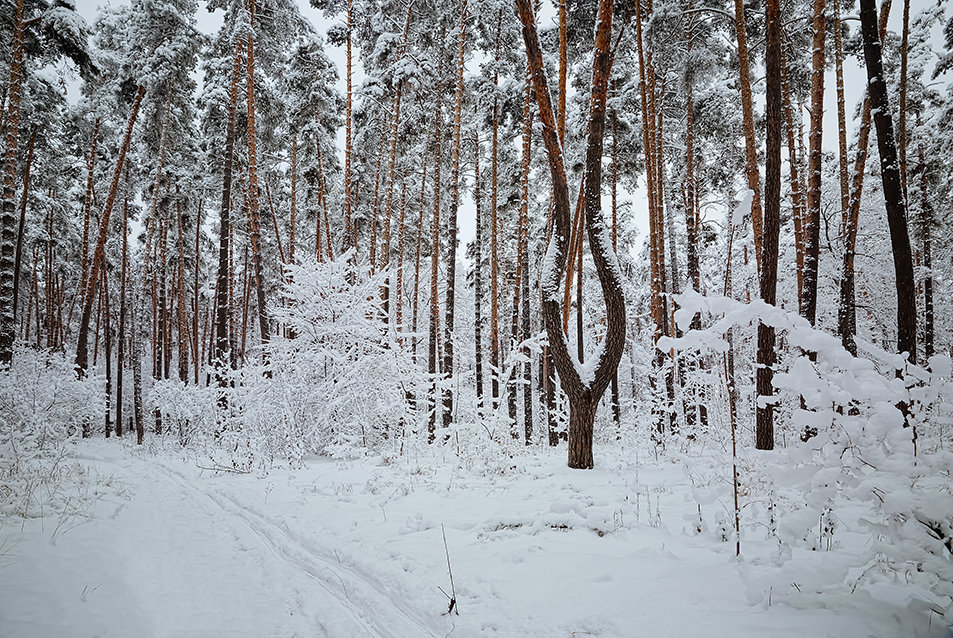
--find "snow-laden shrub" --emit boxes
[664,290,953,623]
[0,347,102,518]
[149,255,429,467]
[0,347,101,458]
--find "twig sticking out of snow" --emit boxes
[440,524,459,615]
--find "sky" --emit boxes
[68,0,947,255]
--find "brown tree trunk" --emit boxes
[520,79,533,444]
[833,0,850,229]
[75,86,145,376]
[489,10,502,410]
[516,0,624,469]
[427,47,445,441]
[343,0,354,252]
[732,0,764,276]
[215,39,243,375]
[859,0,916,364]
[838,1,892,356]
[801,0,826,325]
[898,0,911,195]
[245,7,270,348]
[12,126,35,325]
[175,195,189,382]
[757,0,782,451]
[474,131,484,407]
[103,266,112,437]
[117,194,128,437]
[78,119,100,315]
[442,0,468,430]
[0,0,27,364]
[780,40,806,305]
[918,142,933,360]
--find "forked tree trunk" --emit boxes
[75,86,145,377]
[858,0,916,364]
[516,0,625,469]
[757,0,782,451]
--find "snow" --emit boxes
[2,438,948,637]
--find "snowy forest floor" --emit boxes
[1,439,948,638]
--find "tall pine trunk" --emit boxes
[12,126,35,327]
[0,0,27,365]
[731,0,764,276]
[427,48,444,441]
[442,0,468,430]
[215,39,243,375]
[245,6,270,349]
[801,0,826,325]
[838,1,892,356]
[756,0,782,451]
[75,86,145,377]
[859,0,916,364]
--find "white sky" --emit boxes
[69,0,946,255]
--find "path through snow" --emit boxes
[1,441,943,637]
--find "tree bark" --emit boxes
[757,0,782,451]
[839,0,892,356]
[474,131,484,408]
[489,10,503,409]
[427,47,445,441]
[515,0,625,469]
[117,194,128,437]
[75,86,145,377]
[245,6,270,349]
[215,39,243,375]
[12,126,35,327]
[859,0,916,364]
[801,0,826,325]
[732,0,764,277]
[0,0,27,365]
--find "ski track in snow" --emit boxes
[149,460,441,638]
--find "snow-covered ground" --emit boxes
[2,439,948,638]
